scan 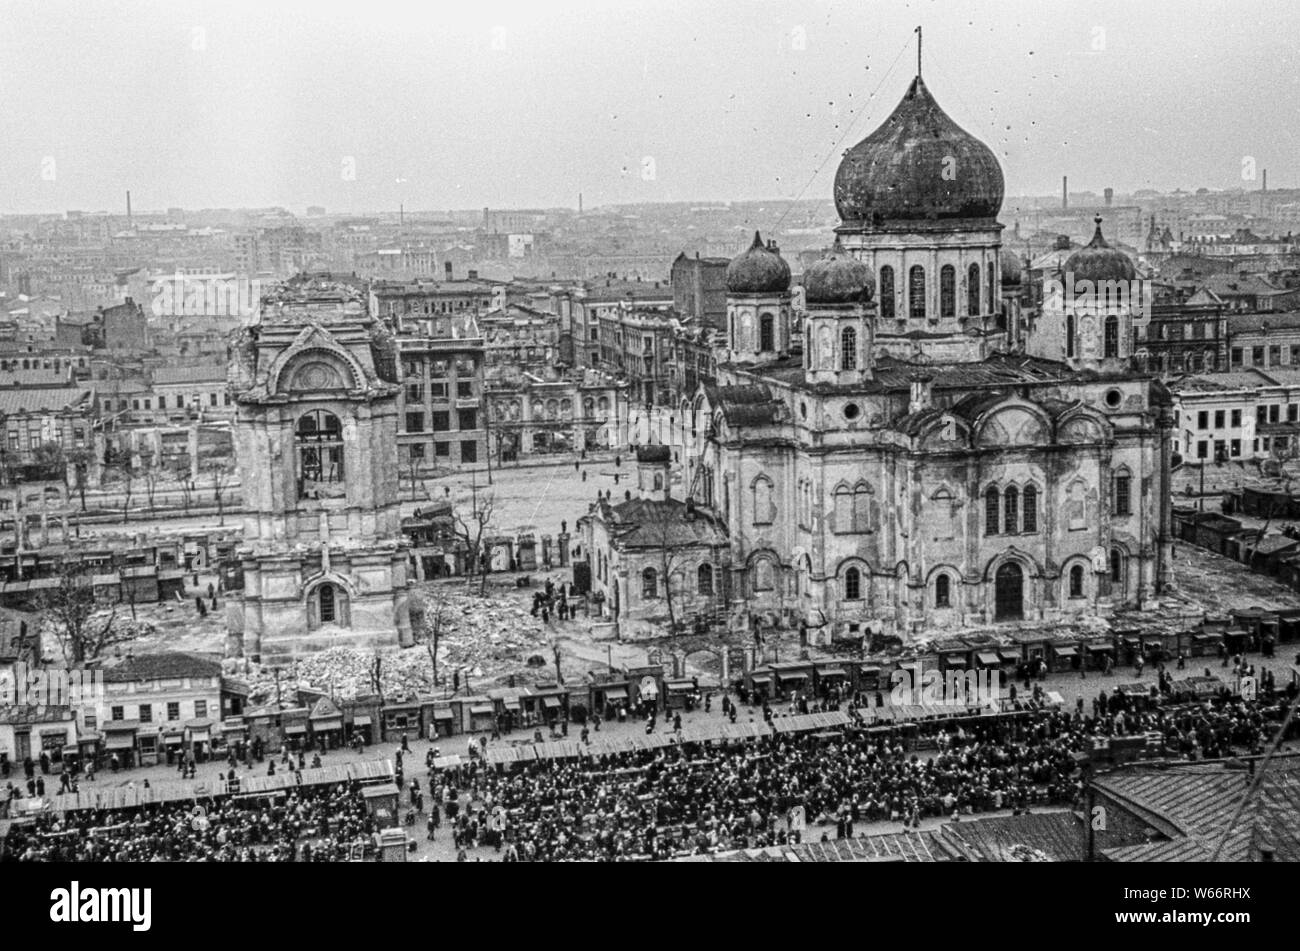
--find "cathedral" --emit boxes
[662,69,1175,644]
[224,279,413,662]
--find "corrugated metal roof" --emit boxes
[0,386,92,415]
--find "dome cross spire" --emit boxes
[915,25,922,77]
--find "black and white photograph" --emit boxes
[0,0,1294,929]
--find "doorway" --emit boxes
[994,562,1024,621]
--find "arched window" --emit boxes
[1066,313,1076,358]
[296,410,345,499]
[853,483,873,533]
[729,313,735,348]
[697,563,714,597]
[1110,548,1123,584]
[985,486,1000,536]
[908,265,926,319]
[1004,486,1019,534]
[641,567,658,599]
[1113,470,1132,516]
[940,265,956,318]
[652,473,664,491]
[844,566,862,601]
[1069,564,1085,598]
[1022,485,1038,533]
[759,313,775,352]
[967,263,981,316]
[318,583,337,624]
[840,326,857,371]
[879,266,895,319]
[753,559,774,592]
[834,485,853,533]
[935,573,951,608]
[1104,315,1119,358]
[988,261,996,314]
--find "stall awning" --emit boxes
[283,724,307,735]
[311,717,343,731]
[541,696,562,709]
[432,709,454,721]
[104,733,135,750]
[998,650,1020,663]
[470,705,495,716]
[1054,646,1079,658]
[351,715,373,726]
[777,672,807,683]
[603,686,628,701]
[1087,643,1115,653]
[666,682,694,693]
[750,673,773,684]
[975,652,1000,666]
[815,667,847,679]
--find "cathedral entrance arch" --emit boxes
[994,562,1024,621]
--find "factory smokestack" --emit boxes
[1263,169,1268,192]
[1062,176,1068,210]
[1104,187,1113,207]
[126,190,132,225]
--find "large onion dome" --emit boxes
[833,75,1004,227]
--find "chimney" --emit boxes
[635,444,671,502]
[1104,187,1113,207]
[1062,176,1068,210]
[126,190,132,225]
[444,261,453,281]
[1263,169,1268,192]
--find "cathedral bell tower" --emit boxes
[225,280,413,663]
[723,231,792,363]
[802,238,876,385]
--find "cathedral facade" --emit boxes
[672,72,1174,644]
[225,280,413,662]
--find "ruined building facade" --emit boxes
[225,281,413,661]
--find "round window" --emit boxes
[1105,389,1122,409]
[844,403,861,421]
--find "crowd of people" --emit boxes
[1,781,379,862]
[424,678,1298,862]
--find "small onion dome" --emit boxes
[725,231,791,294]
[1064,217,1137,283]
[803,238,874,304]
[636,444,671,464]
[1000,253,1023,285]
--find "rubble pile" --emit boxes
[229,589,555,702]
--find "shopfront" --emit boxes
[592,683,630,719]
[308,699,344,750]
[381,703,421,743]
[428,707,455,738]
[1048,640,1081,673]
[663,679,697,710]
[187,719,213,761]
[103,722,138,768]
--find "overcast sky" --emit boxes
[1,0,1296,215]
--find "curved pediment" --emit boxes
[268,324,367,395]
[1056,408,1110,445]
[975,402,1049,448]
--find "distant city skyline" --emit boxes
[1,0,1297,217]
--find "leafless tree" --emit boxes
[139,449,161,514]
[65,447,91,511]
[413,589,456,689]
[38,562,132,665]
[453,483,496,596]
[368,649,384,701]
[206,460,234,525]
[640,504,695,635]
